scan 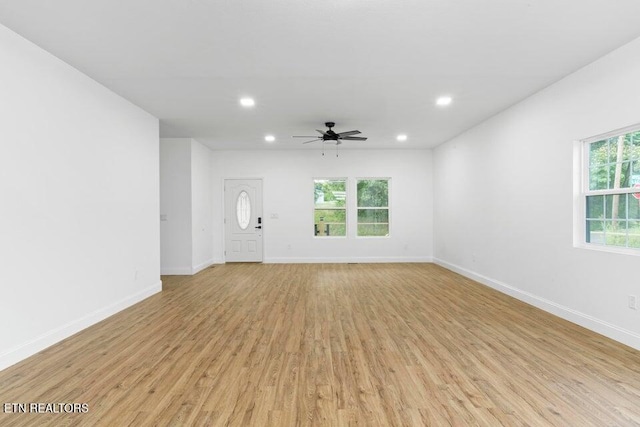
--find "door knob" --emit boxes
[255,226,262,229]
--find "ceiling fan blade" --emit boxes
[336,130,361,137]
[293,136,320,138]
[316,129,329,136]
[340,136,367,141]
[302,138,321,144]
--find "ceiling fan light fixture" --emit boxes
[396,134,408,142]
[264,135,275,142]
[239,97,255,107]
[436,96,452,106]
[292,122,368,148]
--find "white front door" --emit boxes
[224,179,263,262]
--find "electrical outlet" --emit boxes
[628,295,637,310]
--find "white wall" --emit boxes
[159,138,214,274]
[191,139,214,271]
[160,138,192,274]
[211,149,433,263]
[0,24,161,370]
[433,36,640,349]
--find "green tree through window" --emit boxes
[585,129,640,249]
[357,179,389,237]
[314,179,346,236]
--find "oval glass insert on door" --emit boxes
[236,191,251,229]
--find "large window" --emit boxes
[583,127,640,250]
[357,179,390,237]
[314,179,347,237]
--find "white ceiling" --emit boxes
[2,0,640,150]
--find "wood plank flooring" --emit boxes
[1,263,640,426]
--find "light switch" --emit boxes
[160,214,168,221]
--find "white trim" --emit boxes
[161,267,193,275]
[575,243,640,257]
[585,188,640,196]
[580,122,640,144]
[192,259,215,274]
[0,281,162,372]
[265,256,432,264]
[433,258,640,351]
[572,140,584,247]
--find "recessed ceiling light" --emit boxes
[436,96,452,106]
[265,135,275,142]
[240,97,255,107]
[396,134,408,142]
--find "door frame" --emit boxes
[223,177,264,263]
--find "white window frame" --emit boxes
[575,123,640,255]
[313,178,348,238]
[355,177,391,238]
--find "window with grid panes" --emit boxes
[357,179,390,237]
[584,127,640,250]
[314,179,347,237]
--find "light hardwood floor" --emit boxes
[1,263,640,426]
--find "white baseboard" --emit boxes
[161,267,192,275]
[433,258,640,351]
[264,256,433,264]
[192,259,215,275]
[0,281,162,372]
[163,260,223,275]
